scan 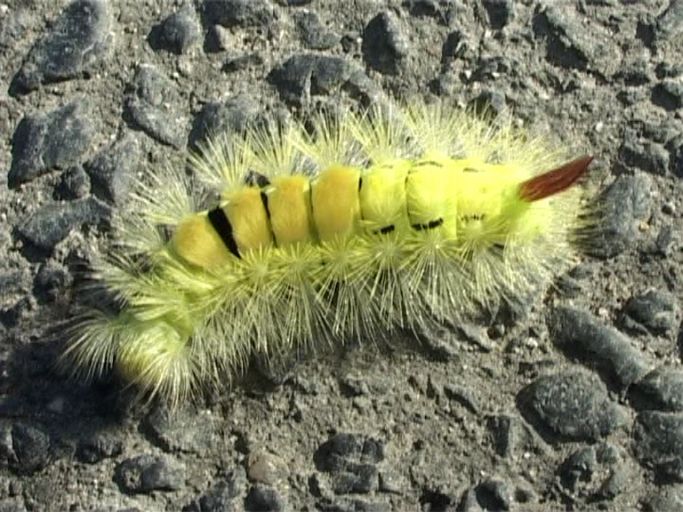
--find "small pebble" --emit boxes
[521,370,628,441]
[114,454,186,493]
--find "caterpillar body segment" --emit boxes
[310,165,362,242]
[265,175,314,246]
[172,213,235,268]
[64,101,594,405]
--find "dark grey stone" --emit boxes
[254,351,301,386]
[532,4,588,70]
[314,433,384,495]
[33,262,73,304]
[141,406,221,456]
[331,463,377,494]
[54,165,90,200]
[455,323,494,352]
[315,433,385,472]
[472,55,513,84]
[644,118,680,147]
[295,11,339,50]
[189,468,246,511]
[643,485,683,512]
[468,90,507,118]
[10,0,112,94]
[473,478,512,511]
[559,446,597,491]
[532,3,619,76]
[201,0,274,28]
[151,6,200,55]
[621,289,679,335]
[482,0,515,29]
[222,53,264,73]
[615,57,651,86]
[619,130,670,176]
[0,296,32,329]
[668,135,683,178]
[377,471,403,494]
[617,87,647,107]
[204,24,232,52]
[585,173,653,258]
[596,442,621,466]
[339,374,371,397]
[189,95,260,149]
[114,454,186,493]
[17,197,111,251]
[656,60,683,79]
[654,0,683,44]
[9,100,95,188]
[85,133,140,204]
[124,65,187,148]
[76,433,123,464]
[643,115,683,147]
[418,326,463,361]
[340,32,361,53]
[430,71,460,97]
[662,200,676,214]
[597,466,628,500]
[403,0,441,18]
[268,54,378,106]
[444,384,479,414]
[245,484,285,511]
[487,414,546,459]
[0,423,50,475]
[652,80,683,111]
[521,371,628,441]
[361,11,409,75]
[422,489,457,511]
[12,424,50,474]
[632,367,683,412]
[499,288,538,325]
[414,0,461,19]
[548,306,652,389]
[633,411,683,482]
[513,486,536,507]
[556,263,591,297]
[441,29,468,65]
[315,498,391,512]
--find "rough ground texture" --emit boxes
[0,0,682,511]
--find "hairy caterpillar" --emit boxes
[63,100,593,405]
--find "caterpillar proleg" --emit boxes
[64,100,594,405]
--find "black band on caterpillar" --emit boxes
[412,218,444,231]
[377,225,395,235]
[207,206,240,258]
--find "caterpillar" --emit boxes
[63,100,594,405]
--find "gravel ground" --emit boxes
[0,0,682,511]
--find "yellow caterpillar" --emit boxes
[64,100,593,405]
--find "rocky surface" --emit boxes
[8,99,95,188]
[0,0,681,510]
[9,0,112,94]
